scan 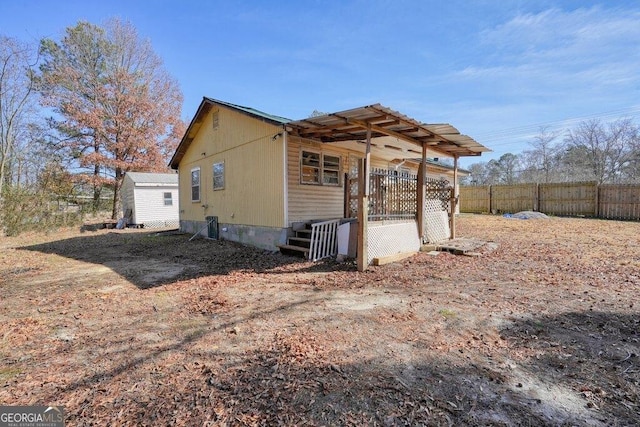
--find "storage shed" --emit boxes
[121,172,179,228]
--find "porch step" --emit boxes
[288,236,311,247]
[277,244,310,257]
[279,219,340,260]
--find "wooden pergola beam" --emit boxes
[357,124,372,272]
[347,117,423,146]
[450,155,459,239]
[417,143,427,240]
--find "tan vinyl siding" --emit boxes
[286,137,465,225]
[287,136,351,224]
[178,106,285,227]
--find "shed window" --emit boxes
[213,161,224,190]
[191,168,200,202]
[164,192,173,206]
[301,151,341,186]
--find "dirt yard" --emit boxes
[1,214,638,426]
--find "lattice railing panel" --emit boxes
[367,221,421,265]
[367,168,418,221]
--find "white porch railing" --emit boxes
[309,219,341,261]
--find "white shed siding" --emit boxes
[121,172,179,228]
[132,185,179,228]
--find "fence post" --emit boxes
[488,185,492,214]
[594,183,599,218]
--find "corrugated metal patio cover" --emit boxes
[286,104,489,157]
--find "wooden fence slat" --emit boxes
[461,182,640,220]
[459,185,490,213]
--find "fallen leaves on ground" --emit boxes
[0,215,639,426]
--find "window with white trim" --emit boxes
[213,161,224,190]
[163,192,173,206]
[191,168,200,202]
[301,150,341,186]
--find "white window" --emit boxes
[191,168,200,202]
[301,150,341,186]
[213,161,224,190]
[163,192,173,206]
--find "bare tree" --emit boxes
[494,153,520,184]
[564,118,637,184]
[465,154,521,185]
[0,35,37,195]
[463,162,490,185]
[520,126,561,183]
[38,19,184,219]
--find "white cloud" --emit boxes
[470,6,640,78]
[445,5,640,124]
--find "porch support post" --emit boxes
[450,155,459,239]
[357,124,372,272]
[416,143,427,242]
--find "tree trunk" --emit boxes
[92,163,101,213]
[111,167,123,220]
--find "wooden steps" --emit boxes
[277,223,313,258]
[288,237,311,245]
[277,219,341,261]
[277,244,310,257]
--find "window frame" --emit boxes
[322,154,341,186]
[163,192,173,206]
[190,167,201,202]
[300,150,341,187]
[213,161,225,190]
[301,150,321,185]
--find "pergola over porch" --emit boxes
[286,103,490,271]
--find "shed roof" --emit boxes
[126,172,178,185]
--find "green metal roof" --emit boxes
[203,97,291,125]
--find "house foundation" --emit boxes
[180,220,288,251]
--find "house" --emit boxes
[121,172,179,228]
[169,98,489,270]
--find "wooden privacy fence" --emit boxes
[460,182,640,220]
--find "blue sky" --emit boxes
[2,0,639,166]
